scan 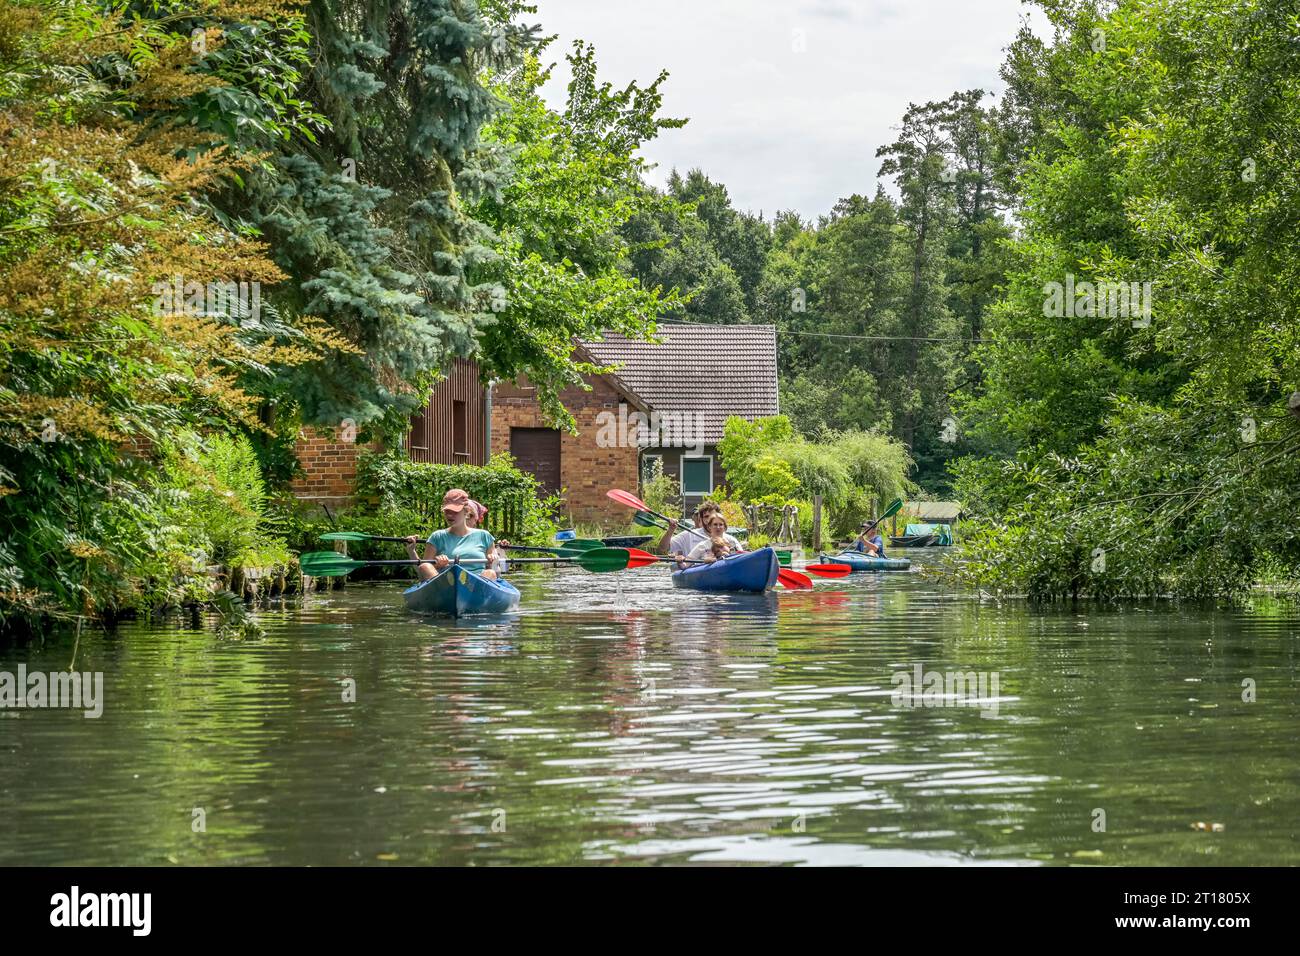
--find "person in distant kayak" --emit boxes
[404,488,502,581]
[853,521,886,558]
[685,512,745,564]
[659,500,723,566]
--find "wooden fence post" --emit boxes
[812,494,822,552]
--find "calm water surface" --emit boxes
[2,552,1297,865]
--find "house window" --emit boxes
[408,408,429,456]
[452,400,467,460]
[640,454,663,485]
[680,455,713,496]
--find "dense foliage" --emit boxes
[356,451,558,544]
[947,0,1300,599]
[0,0,340,630]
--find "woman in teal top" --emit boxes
[404,488,502,581]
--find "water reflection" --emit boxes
[0,562,1296,866]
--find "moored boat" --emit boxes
[820,551,911,572]
[671,546,779,593]
[601,534,654,549]
[890,523,953,547]
[403,565,521,616]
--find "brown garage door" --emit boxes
[510,427,561,497]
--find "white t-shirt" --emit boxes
[669,527,708,556]
[685,533,743,562]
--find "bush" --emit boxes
[355,450,558,545]
[160,432,291,569]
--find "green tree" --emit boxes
[950,0,1300,598]
[470,41,682,428]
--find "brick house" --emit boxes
[292,326,780,528]
[580,324,779,512]
[490,364,650,526]
[290,358,486,506]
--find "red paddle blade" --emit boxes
[623,547,659,568]
[606,488,650,512]
[777,567,813,589]
[804,563,853,578]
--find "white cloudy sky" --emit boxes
[532,0,1043,220]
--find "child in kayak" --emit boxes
[685,512,745,563]
[404,488,502,581]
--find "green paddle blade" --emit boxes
[634,511,694,530]
[633,511,665,529]
[318,531,374,542]
[560,539,604,551]
[881,498,905,520]
[299,551,366,576]
[575,548,634,572]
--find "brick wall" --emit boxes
[290,425,381,505]
[492,375,640,529]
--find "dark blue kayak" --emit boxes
[403,565,520,616]
[820,552,911,572]
[672,547,779,593]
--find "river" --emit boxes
[1,551,1296,865]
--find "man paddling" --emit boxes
[853,521,887,558]
[658,500,724,567]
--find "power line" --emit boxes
[776,329,991,344]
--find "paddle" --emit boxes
[319,531,597,558]
[499,544,585,557]
[633,510,695,531]
[555,539,605,551]
[299,547,660,578]
[863,498,905,533]
[804,563,854,578]
[608,489,691,532]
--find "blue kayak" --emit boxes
[403,565,520,617]
[820,552,911,572]
[672,547,779,593]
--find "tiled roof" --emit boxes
[581,324,779,446]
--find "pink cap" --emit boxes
[441,488,471,513]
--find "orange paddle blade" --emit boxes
[804,563,853,578]
[777,567,813,589]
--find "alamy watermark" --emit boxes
[890,664,1000,718]
[595,403,706,457]
[50,886,150,936]
[1043,274,1153,327]
[0,666,103,718]
[152,276,262,326]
